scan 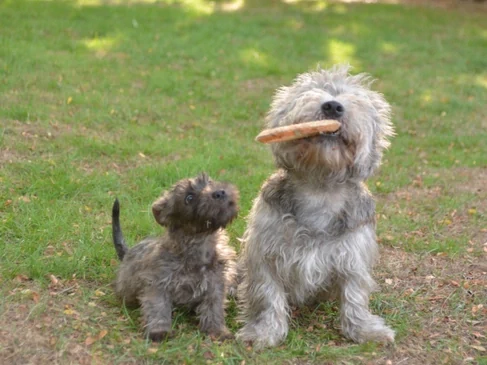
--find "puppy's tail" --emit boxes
[112,198,128,261]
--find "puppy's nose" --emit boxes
[321,101,345,118]
[212,190,226,200]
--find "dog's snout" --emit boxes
[321,101,345,119]
[212,190,226,200]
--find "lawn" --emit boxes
[0,0,486,363]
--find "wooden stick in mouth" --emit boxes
[255,120,341,144]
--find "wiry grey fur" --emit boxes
[112,173,239,341]
[237,65,395,348]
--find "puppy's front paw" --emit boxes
[207,327,234,342]
[147,330,172,342]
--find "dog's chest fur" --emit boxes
[164,237,223,305]
[256,171,375,303]
[293,185,346,232]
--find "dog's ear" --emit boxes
[367,90,394,149]
[152,194,172,226]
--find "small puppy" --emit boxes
[237,65,395,348]
[112,173,239,341]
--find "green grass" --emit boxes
[1,0,486,363]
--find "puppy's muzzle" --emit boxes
[212,190,226,200]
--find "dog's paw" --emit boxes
[342,315,395,344]
[358,324,395,344]
[147,330,172,342]
[236,322,286,349]
[207,327,235,342]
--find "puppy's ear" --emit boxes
[152,194,172,226]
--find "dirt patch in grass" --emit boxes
[375,246,486,364]
[1,250,485,364]
[0,276,133,365]
[335,0,487,12]
[382,166,487,252]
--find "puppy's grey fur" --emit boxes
[237,65,395,348]
[112,173,239,341]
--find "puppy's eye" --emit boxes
[185,194,194,205]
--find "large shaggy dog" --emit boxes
[237,66,395,348]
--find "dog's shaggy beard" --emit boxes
[268,66,393,183]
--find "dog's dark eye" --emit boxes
[185,194,194,205]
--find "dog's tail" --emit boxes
[112,198,128,261]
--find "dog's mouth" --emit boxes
[304,126,342,143]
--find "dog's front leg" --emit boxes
[237,267,289,349]
[336,231,395,343]
[196,278,233,340]
[139,287,173,341]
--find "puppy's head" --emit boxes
[267,65,394,180]
[152,173,239,233]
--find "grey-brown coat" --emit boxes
[112,173,239,341]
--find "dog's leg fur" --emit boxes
[196,274,233,340]
[237,267,289,348]
[336,228,395,343]
[139,287,173,341]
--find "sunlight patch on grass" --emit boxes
[167,0,214,14]
[420,90,433,103]
[215,0,244,12]
[240,48,270,68]
[82,36,120,53]
[75,0,158,5]
[283,0,329,11]
[380,42,399,55]
[75,0,214,14]
[475,74,487,89]
[327,39,358,66]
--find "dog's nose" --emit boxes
[212,190,226,200]
[321,101,345,118]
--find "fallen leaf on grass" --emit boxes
[85,330,108,346]
[471,345,486,352]
[18,196,31,203]
[473,332,486,339]
[15,274,30,282]
[63,308,79,316]
[472,304,484,315]
[203,351,214,360]
[49,274,60,286]
[94,290,106,297]
[21,289,39,304]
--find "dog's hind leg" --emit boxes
[139,287,173,342]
